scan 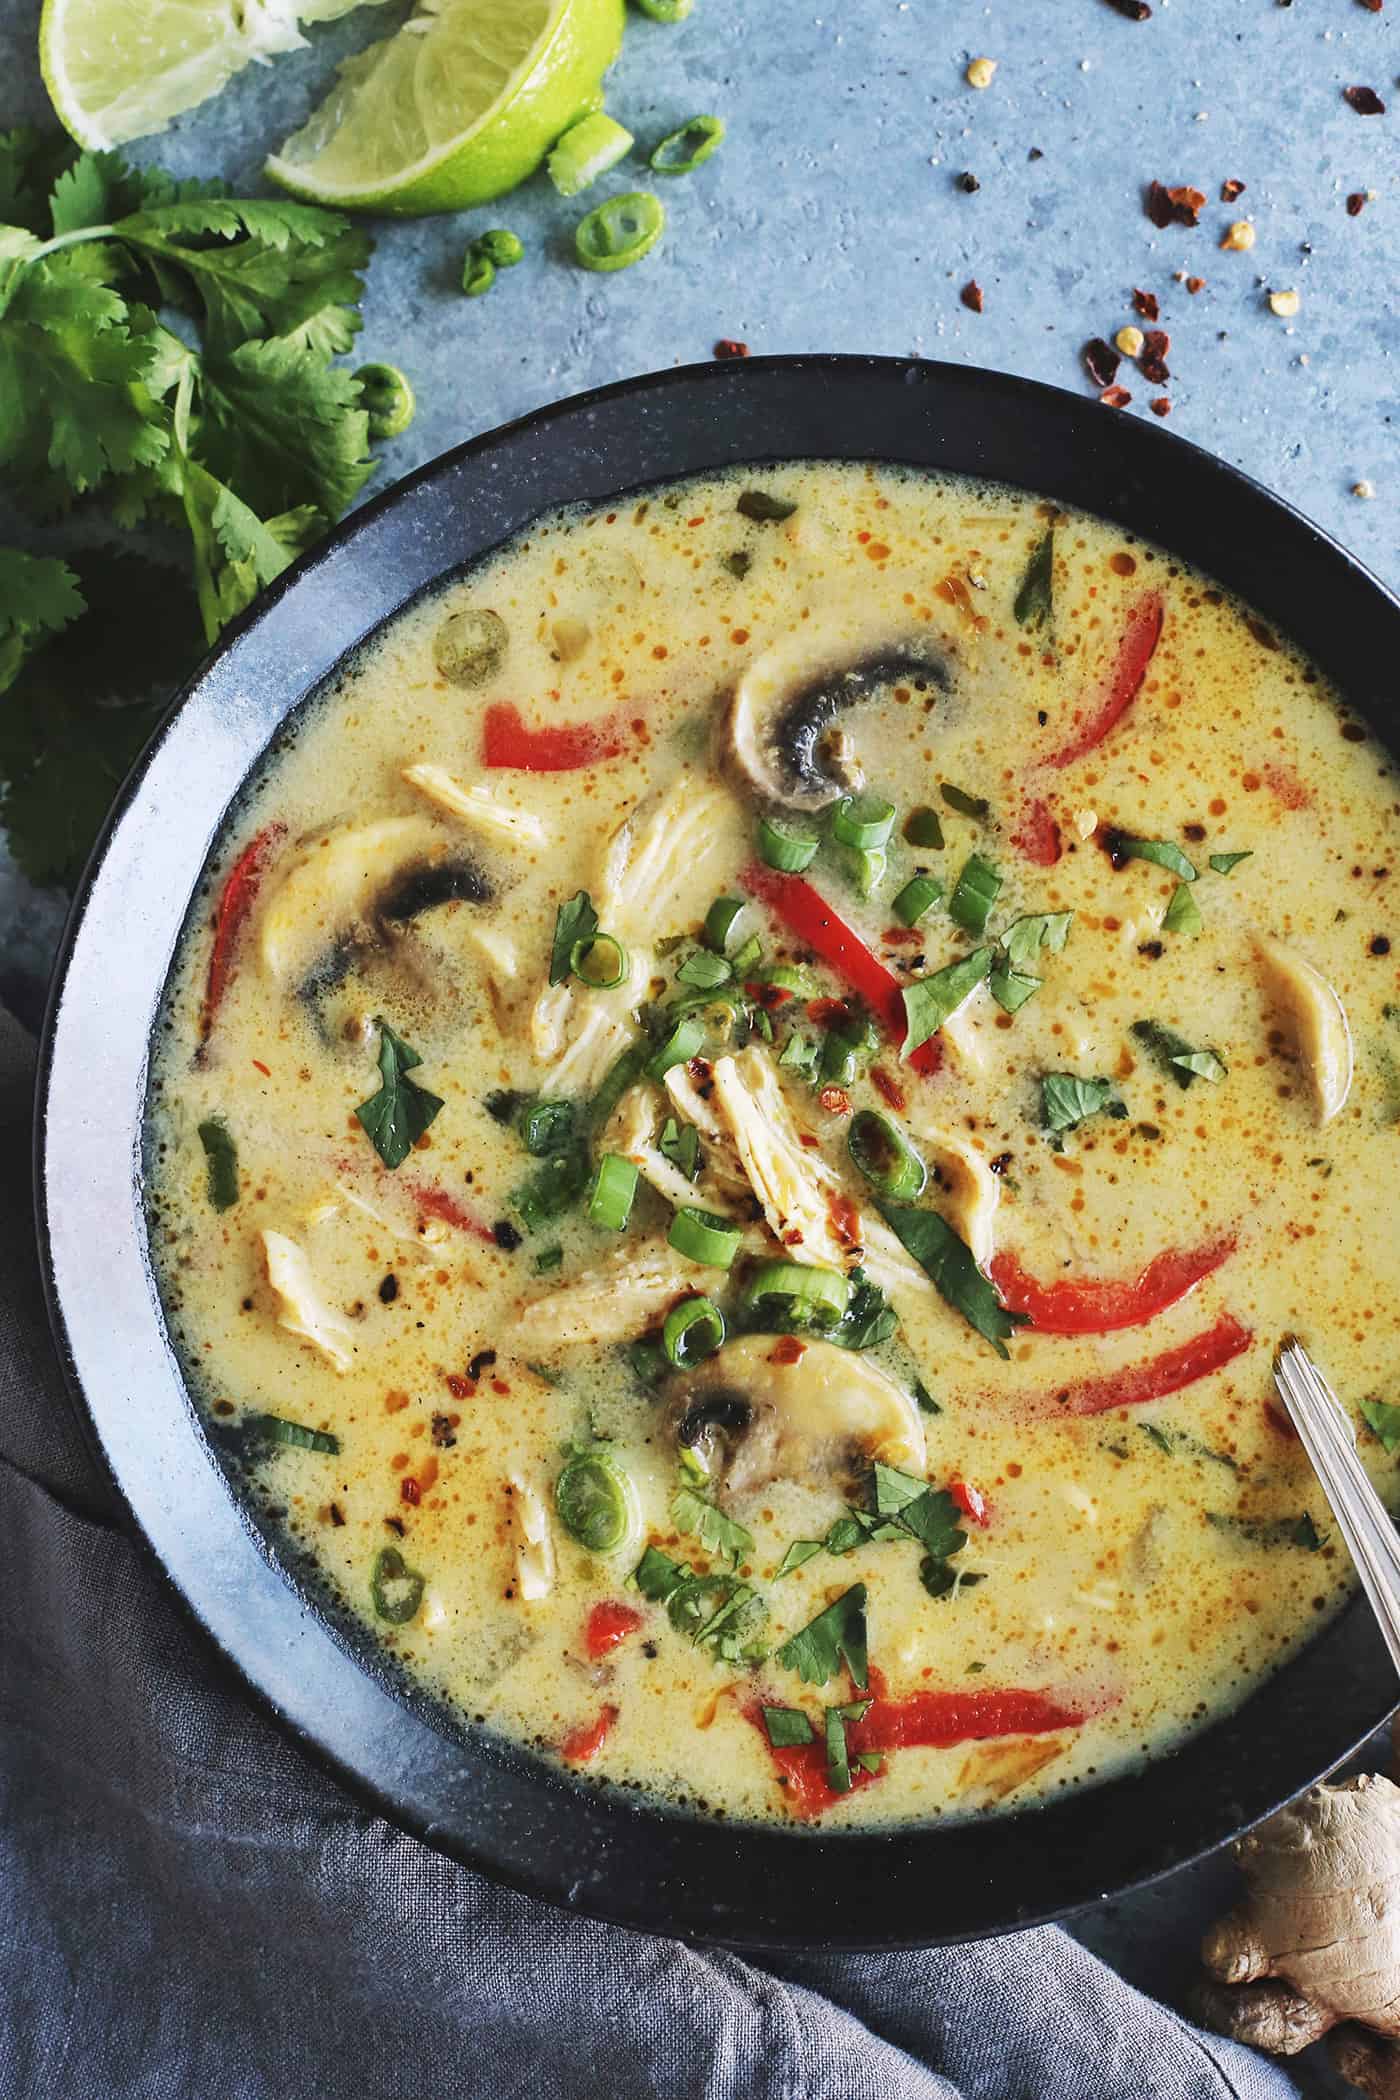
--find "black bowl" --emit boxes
[36,356,1400,1950]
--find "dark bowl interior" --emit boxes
[36,356,1400,1950]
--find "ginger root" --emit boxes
[1193,1773,1400,2098]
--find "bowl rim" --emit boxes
[35,352,1400,1951]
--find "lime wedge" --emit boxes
[265,0,626,215]
[40,0,383,151]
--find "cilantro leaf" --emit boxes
[355,1020,445,1170]
[193,336,374,521]
[892,1486,967,1561]
[776,1583,868,1690]
[635,1546,685,1600]
[877,1199,1026,1357]
[1206,1511,1324,1551]
[1173,1049,1227,1083]
[775,1539,823,1579]
[551,890,598,985]
[1361,1397,1400,1455]
[871,1461,927,1515]
[0,549,84,694]
[901,946,994,1058]
[1013,527,1055,630]
[1040,1072,1126,1136]
[671,1486,753,1565]
[659,1116,700,1180]
[0,128,78,234]
[825,1704,853,1792]
[947,853,1002,936]
[941,783,990,820]
[988,965,1042,1014]
[762,1705,813,1747]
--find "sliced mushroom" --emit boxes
[507,1474,555,1602]
[258,815,491,987]
[509,1240,700,1350]
[402,763,548,847]
[1255,933,1354,1124]
[724,628,949,810]
[900,1115,1001,1268]
[666,1335,926,1499]
[261,1229,356,1370]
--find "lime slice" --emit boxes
[265,0,626,215]
[40,0,380,151]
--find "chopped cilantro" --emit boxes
[659,1116,701,1180]
[775,1539,823,1579]
[825,1704,853,1792]
[354,1021,444,1170]
[1206,1511,1325,1551]
[197,1118,239,1210]
[671,1486,753,1565]
[1130,1021,1225,1089]
[948,853,1002,936]
[776,1583,868,1690]
[877,1199,1026,1357]
[549,889,598,985]
[941,783,991,820]
[1162,882,1202,936]
[633,1545,767,1664]
[762,1705,813,1747]
[900,947,994,1059]
[1039,1073,1126,1138]
[1114,836,1198,883]
[1001,912,1074,970]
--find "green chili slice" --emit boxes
[353,362,416,441]
[848,1109,927,1199]
[371,1546,425,1625]
[574,191,666,272]
[649,113,726,175]
[669,1206,743,1267]
[433,606,508,687]
[663,1294,726,1368]
[555,1447,640,1554]
[251,1412,340,1455]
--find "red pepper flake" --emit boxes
[1083,337,1120,389]
[768,1335,808,1366]
[960,279,985,313]
[1344,85,1386,114]
[818,1085,852,1116]
[827,1192,862,1248]
[1146,180,1205,229]
[870,1065,907,1111]
[1103,0,1151,16]
[807,996,855,1026]
[251,1058,271,1077]
[1100,385,1133,409]
[1139,328,1171,384]
[1347,191,1369,216]
[881,925,924,946]
[1150,397,1171,417]
[1220,178,1247,203]
[400,1477,420,1506]
[746,979,793,1009]
[714,338,749,359]
[444,1371,474,1400]
[1131,287,1160,321]
[1185,275,1206,294]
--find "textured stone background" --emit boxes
[2,0,1397,2083]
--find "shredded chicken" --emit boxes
[595,778,741,942]
[402,763,547,846]
[508,1475,555,1602]
[602,1085,735,1214]
[260,1229,356,1370]
[509,1240,698,1349]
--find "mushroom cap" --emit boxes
[723,628,949,810]
[1254,933,1353,1125]
[258,815,490,987]
[666,1334,926,1498]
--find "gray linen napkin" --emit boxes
[0,1006,1300,2100]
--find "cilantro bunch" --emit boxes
[0,128,408,884]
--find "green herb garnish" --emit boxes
[1162,882,1202,936]
[941,783,990,821]
[249,1412,339,1454]
[947,853,1002,936]
[355,1020,444,1170]
[900,946,994,1058]
[762,1705,814,1747]
[672,1486,753,1565]
[1130,1020,1224,1090]
[658,1116,701,1179]
[737,489,797,522]
[1013,527,1055,630]
[775,1539,823,1579]
[197,1117,239,1210]
[549,889,599,985]
[1040,1073,1126,1138]
[1115,836,1198,882]
[776,1583,868,1690]
[1206,1511,1325,1552]
[1361,1397,1400,1454]
[875,1200,1025,1357]
[1209,851,1253,876]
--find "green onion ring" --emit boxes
[831,794,896,851]
[757,814,819,872]
[574,191,666,273]
[663,1294,727,1368]
[571,931,629,988]
[588,1152,639,1230]
[668,1206,744,1268]
[738,1259,852,1328]
[647,1016,706,1081]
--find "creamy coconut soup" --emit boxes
[146,462,1400,1829]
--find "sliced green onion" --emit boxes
[941,783,990,821]
[892,874,943,927]
[548,111,635,197]
[371,1545,424,1625]
[633,0,692,17]
[534,1244,563,1275]
[198,1118,239,1211]
[901,946,994,1059]
[832,794,896,851]
[669,1206,743,1267]
[757,814,819,872]
[1116,836,1198,882]
[588,1153,639,1230]
[647,1015,706,1080]
[627,1336,669,1388]
[677,947,733,990]
[477,227,524,266]
[462,250,495,297]
[353,362,415,441]
[555,1446,640,1554]
[755,962,812,995]
[1162,882,1202,935]
[948,854,1002,936]
[848,1110,927,1199]
[729,932,763,976]
[705,895,744,951]
[838,843,886,898]
[574,190,666,272]
[571,931,629,988]
[904,806,945,849]
[739,1259,852,1329]
[650,114,725,175]
[663,1294,726,1367]
[251,1412,340,1455]
[519,1098,575,1156]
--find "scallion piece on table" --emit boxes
[704,895,744,952]
[848,1109,927,1199]
[831,794,896,851]
[677,947,733,991]
[574,191,666,272]
[647,1015,706,1081]
[588,1152,639,1230]
[252,1412,340,1455]
[739,1259,852,1329]
[669,1206,743,1268]
[476,228,524,267]
[904,806,945,849]
[548,111,635,197]
[663,1294,726,1368]
[571,931,629,988]
[757,814,819,872]
[947,854,1002,936]
[633,0,693,16]
[891,874,943,927]
[649,114,726,175]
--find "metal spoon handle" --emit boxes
[1274,1340,1400,1681]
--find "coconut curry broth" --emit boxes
[146,462,1400,1828]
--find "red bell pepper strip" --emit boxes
[989,1235,1236,1336]
[1042,592,1164,771]
[482,702,631,772]
[739,863,943,1075]
[1011,794,1062,867]
[559,1705,619,1764]
[201,821,286,1037]
[404,1181,499,1245]
[584,1602,644,1660]
[1024,1312,1253,1419]
[950,1479,991,1527]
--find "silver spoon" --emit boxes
[1273,1337,1400,1681]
